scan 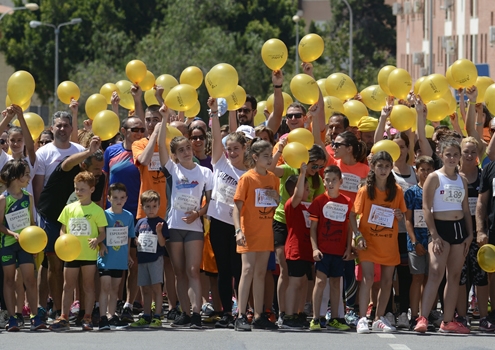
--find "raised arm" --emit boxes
[228,111,238,133]
[208,97,223,164]
[465,86,485,151]
[266,70,284,132]
[302,63,325,131]
[291,163,307,207]
[111,92,120,115]
[158,105,170,167]
[131,84,145,124]
[12,106,35,166]
[375,96,394,143]
[61,136,101,172]
[414,95,433,157]
[69,99,79,143]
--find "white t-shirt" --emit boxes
[206,153,246,225]
[0,150,9,173]
[35,142,86,185]
[165,159,213,232]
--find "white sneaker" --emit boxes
[304,302,313,316]
[385,312,396,326]
[397,312,409,328]
[372,316,396,332]
[0,309,7,328]
[357,316,370,334]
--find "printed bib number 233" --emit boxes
[69,218,91,236]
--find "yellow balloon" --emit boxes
[387,68,412,100]
[441,90,457,115]
[180,66,204,89]
[290,74,319,105]
[116,80,135,110]
[57,81,80,104]
[325,73,357,101]
[100,83,120,104]
[17,112,44,140]
[477,244,495,273]
[418,74,449,103]
[282,142,309,168]
[414,76,426,95]
[205,63,238,98]
[155,74,179,98]
[7,70,35,106]
[360,85,387,111]
[425,125,434,138]
[85,94,107,120]
[19,226,47,254]
[261,38,288,70]
[166,125,183,142]
[140,71,155,91]
[55,234,81,262]
[390,105,415,131]
[426,99,450,122]
[475,76,495,103]
[225,85,247,111]
[254,101,267,126]
[484,84,495,116]
[410,108,418,132]
[316,79,329,96]
[126,59,147,84]
[451,59,478,88]
[92,110,120,141]
[298,33,324,62]
[446,66,462,89]
[165,84,198,111]
[144,89,160,107]
[323,96,345,122]
[287,128,314,150]
[377,65,396,96]
[266,92,293,115]
[371,140,401,162]
[185,100,201,118]
[343,100,368,127]
[6,96,30,111]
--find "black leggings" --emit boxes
[209,217,242,314]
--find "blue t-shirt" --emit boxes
[97,209,135,270]
[135,217,168,264]
[404,184,428,251]
[103,143,141,217]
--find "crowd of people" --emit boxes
[0,63,495,336]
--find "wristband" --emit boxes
[469,101,477,105]
[209,110,219,117]
[235,228,242,235]
[273,84,282,89]
[475,122,483,126]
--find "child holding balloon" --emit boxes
[0,159,43,331]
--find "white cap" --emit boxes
[236,125,256,139]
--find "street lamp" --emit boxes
[293,15,300,75]
[0,3,39,22]
[341,0,353,79]
[29,18,82,110]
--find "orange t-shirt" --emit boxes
[233,169,280,253]
[353,184,406,266]
[327,155,370,202]
[132,138,167,220]
[274,124,326,166]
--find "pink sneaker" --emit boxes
[22,305,31,318]
[70,300,80,316]
[439,321,470,334]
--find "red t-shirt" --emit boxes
[308,192,351,256]
[284,198,313,262]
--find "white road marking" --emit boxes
[389,345,411,350]
[377,333,396,338]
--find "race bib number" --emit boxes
[323,202,348,222]
[414,209,427,228]
[301,201,311,228]
[442,184,464,203]
[215,182,236,206]
[148,152,161,171]
[255,189,278,207]
[106,227,128,247]
[368,204,394,228]
[137,231,157,253]
[69,217,91,236]
[468,197,477,216]
[5,208,30,232]
[173,193,200,212]
[341,173,361,193]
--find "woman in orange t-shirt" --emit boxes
[233,139,280,331]
[350,151,406,334]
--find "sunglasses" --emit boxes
[237,108,252,114]
[38,140,52,145]
[311,164,325,170]
[0,139,5,145]
[127,127,146,133]
[286,113,303,119]
[491,129,495,134]
[331,141,349,148]
[190,135,205,141]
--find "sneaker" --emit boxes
[121,307,134,323]
[280,314,303,329]
[304,302,313,316]
[22,305,31,318]
[253,313,278,330]
[130,317,150,328]
[37,307,47,323]
[15,313,24,327]
[384,312,396,327]
[116,300,124,316]
[215,314,234,328]
[297,312,310,328]
[366,303,373,318]
[479,317,495,332]
[265,309,276,323]
[325,307,332,321]
[246,308,254,324]
[409,317,417,331]
[455,315,470,328]
[428,310,443,328]
[47,309,58,321]
[166,307,179,321]
[201,303,215,317]
[309,318,321,331]
[235,314,251,331]
[344,309,359,328]
[439,321,470,334]
[0,310,8,328]
[372,316,396,332]
[151,302,156,315]
[132,301,143,314]
[108,316,128,329]
[82,317,93,331]
[203,311,221,323]
[472,307,480,318]
[150,317,162,328]
[190,312,202,329]
[49,317,70,331]
[277,311,285,327]
[327,318,351,331]
[98,316,110,331]
[171,312,191,328]
[91,306,100,326]
[397,312,409,328]
[6,315,19,332]
[414,316,428,333]
[232,297,238,315]
[70,300,80,317]
[357,316,370,334]
[319,316,327,328]
[30,314,46,331]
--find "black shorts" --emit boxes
[287,259,313,279]
[99,269,124,278]
[273,220,288,247]
[1,242,34,266]
[431,218,468,245]
[64,260,97,268]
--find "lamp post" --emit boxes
[341,0,353,79]
[293,15,300,75]
[0,3,38,22]
[29,18,82,110]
